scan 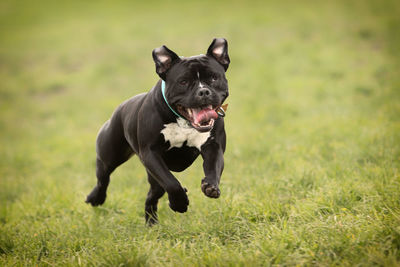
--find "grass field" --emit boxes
[1,0,400,266]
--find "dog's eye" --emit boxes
[211,74,218,82]
[179,79,188,86]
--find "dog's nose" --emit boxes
[197,88,211,98]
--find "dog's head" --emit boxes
[152,38,230,132]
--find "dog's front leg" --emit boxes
[141,150,189,213]
[201,142,224,198]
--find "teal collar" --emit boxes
[161,80,184,119]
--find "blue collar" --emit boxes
[161,80,184,119]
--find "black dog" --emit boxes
[86,38,230,225]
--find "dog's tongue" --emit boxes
[192,108,218,125]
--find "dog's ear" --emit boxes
[207,38,230,71]
[152,45,180,80]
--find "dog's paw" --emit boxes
[168,188,189,213]
[201,181,220,198]
[145,212,158,226]
[85,186,106,206]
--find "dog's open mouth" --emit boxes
[177,105,219,132]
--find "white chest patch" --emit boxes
[161,118,210,150]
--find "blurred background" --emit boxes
[1,0,400,265]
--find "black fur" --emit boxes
[86,38,230,225]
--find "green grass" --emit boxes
[1,0,400,265]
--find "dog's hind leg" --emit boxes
[85,157,112,206]
[86,118,134,206]
[145,171,166,225]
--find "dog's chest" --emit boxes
[161,118,210,150]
